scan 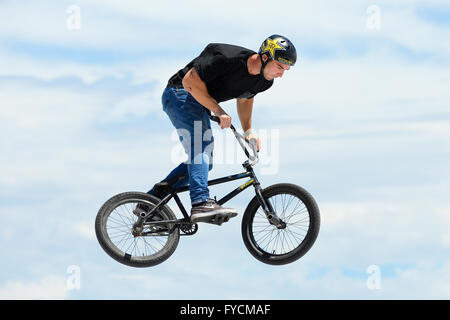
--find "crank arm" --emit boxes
[142,219,181,227]
[142,219,195,228]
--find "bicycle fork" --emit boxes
[251,176,287,229]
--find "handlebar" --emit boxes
[209,115,259,166]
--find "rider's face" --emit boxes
[263,58,291,80]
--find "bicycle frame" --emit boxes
[139,116,284,228]
[167,164,260,220]
[140,162,253,216]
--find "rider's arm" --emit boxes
[236,97,254,132]
[237,97,260,151]
[182,67,231,128]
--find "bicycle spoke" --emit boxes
[104,200,171,259]
[251,193,311,256]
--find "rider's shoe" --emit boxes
[190,198,238,224]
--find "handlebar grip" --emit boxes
[210,115,220,123]
[248,138,259,153]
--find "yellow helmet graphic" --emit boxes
[259,34,297,66]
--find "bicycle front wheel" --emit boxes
[241,183,320,265]
[95,192,180,267]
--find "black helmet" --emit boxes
[258,34,297,66]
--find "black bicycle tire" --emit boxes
[95,191,180,268]
[241,183,320,265]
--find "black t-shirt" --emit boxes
[167,43,274,103]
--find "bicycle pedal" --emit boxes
[206,214,230,226]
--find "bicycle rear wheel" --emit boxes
[95,192,180,267]
[241,183,320,265]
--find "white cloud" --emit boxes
[381,3,450,55]
[0,276,69,299]
[107,85,164,120]
[381,262,450,299]
[1,0,450,300]
[284,261,450,299]
[310,200,450,269]
[0,83,103,130]
[73,221,96,241]
[257,53,450,122]
[1,0,449,58]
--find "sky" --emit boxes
[0,0,449,299]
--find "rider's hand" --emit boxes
[217,113,232,129]
[245,133,261,152]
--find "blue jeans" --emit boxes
[148,86,214,205]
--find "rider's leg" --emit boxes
[186,107,214,205]
[179,95,237,222]
[148,87,211,200]
[146,162,188,197]
[148,86,237,222]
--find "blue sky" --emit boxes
[1,0,450,299]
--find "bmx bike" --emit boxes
[95,115,320,267]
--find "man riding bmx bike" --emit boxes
[136,34,297,224]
